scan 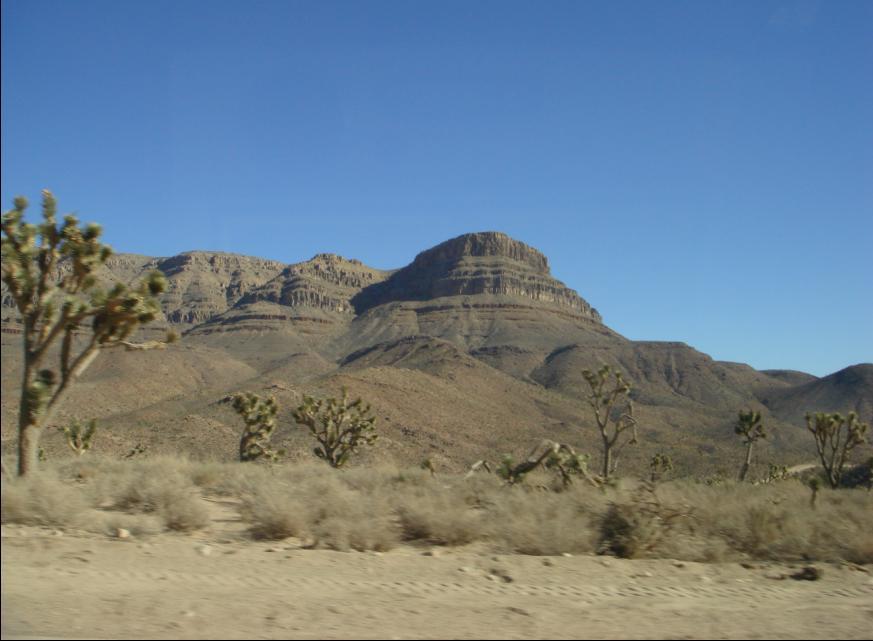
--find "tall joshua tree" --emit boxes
[735,410,766,482]
[582,365,638,480]
[806,411,868,488]
[1,191,172,476]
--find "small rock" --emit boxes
[458,566,474,574]
[599,559,612,567]
[489,569,514,583]
[673,562,685,568]
[790,566,822,581]
[561,552,573,558]
[51,529,64,537]
[542,559,554,567]
[116,528,131,539]
[370,551,383,557]
[197,545,212,557]
[740,562,758,570]
[423,548,443,557]
[506,606,531,617]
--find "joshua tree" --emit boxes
[59,418,97,456]
[228,392,284,462]
[649,453,674,483]
[735,410,766,482]
[292,388,377,468]
[806,411,868,488]
[582,365,638,480]
[2,191,172,476]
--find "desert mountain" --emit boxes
[2,231,870,475]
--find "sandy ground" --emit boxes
[2,498,872,640]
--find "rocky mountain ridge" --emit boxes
[2,231,870,474]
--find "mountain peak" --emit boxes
[351,231,599,322]
[412,231,550,275]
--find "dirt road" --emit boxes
[3,521,872,639]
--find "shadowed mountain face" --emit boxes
[2,232,870,475]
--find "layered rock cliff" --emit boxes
[238,253,389,315]
[351,232,602,321]
[154,251,286,325]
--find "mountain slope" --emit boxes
[2,232,870,475]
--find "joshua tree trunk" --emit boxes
[601,435,612,480]
[18,423,42,477]
[738,441,754,482]
[17,358,38,477]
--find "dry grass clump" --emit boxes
[239,481,308,540]
[47,455,210,532]
[597,481,695,559]
[653,480,873,563]
[239,467,398,550]
[487,487,606,555]
[301,475,398,551]
[84,458,209,532]
[1,470,89,528]
[394,486,485,545]
[5,457,871,563]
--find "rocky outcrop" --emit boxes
[237,253,389,315]
[352,232,601,321]
[154,251,285,325]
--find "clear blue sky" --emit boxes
[2,0,871,376]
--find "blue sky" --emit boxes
[2,0,871,376]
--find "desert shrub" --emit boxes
[598,483,692,559]
[239,469,398,550]
[1,471,88,527]
[240,483,309,540]
[395,486,484,546]
[488,489,601,555]
[188,461,232,490]
[663,479,873,562]
[73,457,209,531]
[156,493,210,532]
[339,465,433,494]
[298,474,398,551]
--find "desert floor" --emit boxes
[2,497,872,640]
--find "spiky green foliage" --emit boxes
[1,191,172,476]
[229,393,284,462]
[477,441,598,488]
[649,453,674,483]
[805,412,868,488]
[292,389,377,468]
[764,463,789,484]
[581,365,638,480]
[734,410,766,482]
[544,443,598,488]
[59,418,97,456]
